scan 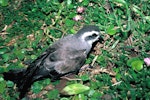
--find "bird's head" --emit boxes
[76,25,101,46]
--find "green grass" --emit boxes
[0,0,150,99]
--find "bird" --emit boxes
[3,25,101,99]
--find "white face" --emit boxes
[81,31,100,46]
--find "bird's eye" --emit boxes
[92,33,98,37]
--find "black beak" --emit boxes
[98,35,104,43]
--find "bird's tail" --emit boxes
[3,67,37,99]
[3,68,26,84]
[3,64,51,99]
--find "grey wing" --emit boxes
[53,48,87,74]
[30,46,57,67]
[31,34,75,68]
[33,34,87,74]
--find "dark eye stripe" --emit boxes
[85,33,98,41]
[92,33,98,37]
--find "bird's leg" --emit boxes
[79,64,93,72]
[60,73,81,81]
